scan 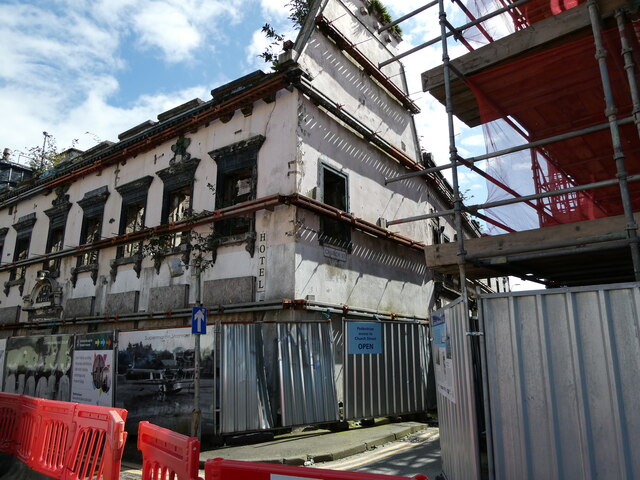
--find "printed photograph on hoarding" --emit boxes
[3,335,73,400]
[71,332,115,407]
[116,328,214,435]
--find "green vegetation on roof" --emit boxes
[368,0,403,37]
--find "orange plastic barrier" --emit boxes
[0,392,127,480]
[137,421,202,480]
[0,392,21,454]
[66,404,128,480]
[15,394,41,465]
[204,458,429,480]
[30,398,76,478]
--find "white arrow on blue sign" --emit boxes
[192,306,207,334]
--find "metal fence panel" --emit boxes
[480,283,640,480]
[344,320,429,420]
[277,322,339,426]
[431,298,482,480]
[220,323,274,433]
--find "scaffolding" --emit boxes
[381,0,640,291]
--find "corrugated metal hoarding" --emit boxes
[480,283,640,480]
[220,323,274,433]
[431,298,482,480]
[344,320,430,420]
[276,322,339,426]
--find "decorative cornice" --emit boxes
[13,213,37,233]
[116,176,154,203]
[157,157,201,190]
[208,135,266,162]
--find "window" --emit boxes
[10,213,37,282]
[77,186,109,267]
[43,189,72,275]
[116,176,153,258]
[157,159,199,249]
[0,228,8,266]
[319,164,351,251]
[208,135,264,241]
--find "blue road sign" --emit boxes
[192,306,207,334]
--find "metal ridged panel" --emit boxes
[220,323,273,433]
[277,322,339,426]
[344,321,429,420]
[480,283,640,480]
[431,298,482,480]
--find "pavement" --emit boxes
[121,419,440,478]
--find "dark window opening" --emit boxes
[116,176,153,258]
[10,236,30,281]
[208,136,264,242]
[319,165,351,251]
[44,225,64,274]
[216,166,254,237]
[9,214,36,282]
[119,200,145,257]
[78,216,102,266]
[157,161,198,251]
[76,186,109,269]
[165,185,191,248]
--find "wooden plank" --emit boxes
[421,0,629,126]
[424,212,640,270]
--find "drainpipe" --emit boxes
[588,0,640,281]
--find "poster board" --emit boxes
[71,332,115,406]
[116,328,214,435]
[432,312,456,403]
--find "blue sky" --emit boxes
[0,0,494,208]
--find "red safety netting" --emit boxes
[466,25,640,232]
[459,0,587,49]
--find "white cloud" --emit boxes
[0,0,251,158]
[260,0,290,21]
[134,3,203,63]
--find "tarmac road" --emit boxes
[314,429,441,479]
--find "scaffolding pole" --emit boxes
[385,115,635,185]
[379,0,533,68]
[388,174,640,226]
[588,0,640,280]
[378,1,438,33]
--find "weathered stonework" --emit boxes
[63,297,95,319]
[103,291,139,315]
[147,285,189,312]
[203,277,255,306]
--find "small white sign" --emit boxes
[323,245,347,262]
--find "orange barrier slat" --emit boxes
[204,458,429,480]
[137,421,202,480]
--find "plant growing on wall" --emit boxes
[140,184,219,274]
[260,0,312,69]
[367,0,402,36]
[19,134,79,175]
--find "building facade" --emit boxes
[0,0,493,437]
